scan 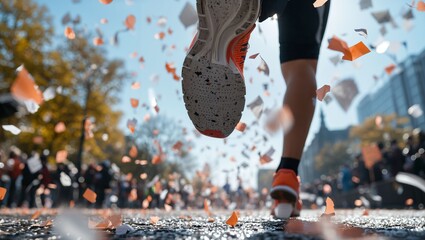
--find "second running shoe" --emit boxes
[182,0,261,138]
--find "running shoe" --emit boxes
[270,169,302,218]
[182,0,261,138]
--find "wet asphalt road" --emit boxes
[0,209,424,239]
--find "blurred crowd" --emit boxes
[0,149,262,210]
[301,129,425,207]
[1,130,424,210]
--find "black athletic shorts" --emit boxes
[259,0,331,63]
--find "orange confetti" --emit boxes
[93,37,104,46]
[31,210,42,220]
[172,141,183,152]
[235,122,247,132]
[100,18,108,24]
[152,155,161,164]
[384,64,396,75]
[64,26,75,39]
[125,15,136,30]
[322,197,335,216]
[130,98,139,108]
[207,217,215,223]
[131,82,140,89]
[129,145,138,158]
[11,66,44,104]
[259,155,272,165]
[89,218,111,229]
[99,0,113,4]
[150,216,160,225]
[154,32,166,40]
[225,211,238,227]
[418,1,425,11]
[108,214,122,228]
[204,199,211,216]
[0,187,6,201]
[83,188,97,204]
[328,36,370,61]
[316,85,331,101]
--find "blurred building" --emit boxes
[357,49,425,129]
[299,110,351,183]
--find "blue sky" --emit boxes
[36,0,425,189]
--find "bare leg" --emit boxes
[281,59,318,159]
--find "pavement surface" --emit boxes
[0,209,424,239]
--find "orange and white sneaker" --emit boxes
[270,169,302,219]
[182,0,261,138]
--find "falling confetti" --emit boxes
[313,0,328,8]
[83,188,97,203]
[99,0,113,4]
[64,26,76,39]
[316,85,331,101]
[225,211,238,228]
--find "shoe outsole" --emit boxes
[182,0,260,138]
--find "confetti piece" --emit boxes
[408,104,423,118]
[100,18,108,24]
[31,210,42,220]
[418,1,425,11]
[204,199,211,216]
[172,141,183,152]
[384,64,396,75]
[154,32,166,40]
[93,37,104,46]
[316,85,331,101]
[129,146,138,158]
[131,81,140,89]
[2,125,21,135]
[359,0,372,10]
[64,26,75,39]
[207,217,215,223]
[225,211,238,227]
[247,96,264,119]
[108,214,122,229]
[354,28,368,38]
[125,15,136,30]
[257,56,270,76]
[83,188,97,203]
[99,0,113,4]
[11,66,43,104]
[322,197,335,216]
[150,216,160,225]
[235,122,247,132]
[152,155,161,164]
[249,53,260,59]
[130,98,139,108]
[0,187,7,201]
[331,78,358,112]
[327,36,370,61]
[313,0,328,8]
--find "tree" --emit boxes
[0,0,128,170]
[315,141,353,176]
[117,115,196,182]
[350,114,411,146]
